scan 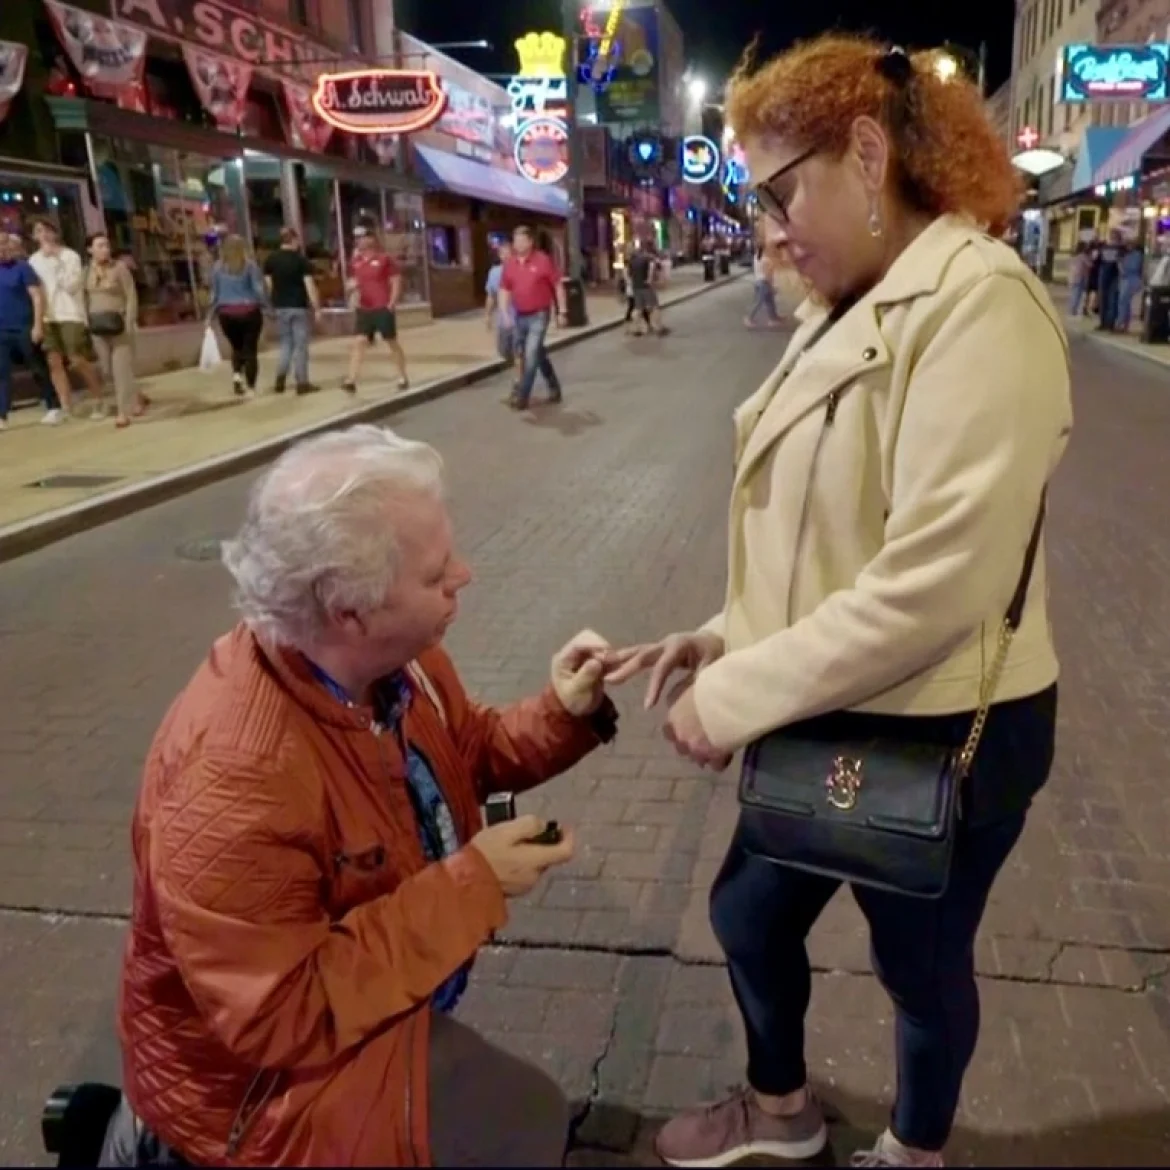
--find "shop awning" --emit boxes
[412,144,569,218]
[1071,127,1128,194]
[1092,105,1170,186]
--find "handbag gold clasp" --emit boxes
[826,756,863,810]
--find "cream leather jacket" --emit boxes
[693,215,1073,752]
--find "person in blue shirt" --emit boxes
[1116,241,1145,334]
[484,240,516,366]
[0,232,60,430]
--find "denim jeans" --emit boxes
[1097,269,1120,329]
[513,310,560,404]
[1068,280,1086,317]
[275,306,311,385]
[709,686,1057,1152]
[0,328,59,419]
[1117,278,1142,332]
[747,279,781,324]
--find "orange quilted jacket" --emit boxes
[118,625,601,1166]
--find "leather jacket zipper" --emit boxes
[224,1069,281,1159]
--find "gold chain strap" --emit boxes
[956,618,1016,778]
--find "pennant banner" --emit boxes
[0,41,27,125]
[43,1,146,101]
[182,44,252,133]
[281,80,334,155]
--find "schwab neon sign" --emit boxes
[681,135,720,184]
[311,69,447,135]
[1060,43,1170,103]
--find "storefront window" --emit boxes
[173,151,250,314]
[0,174,85,252]
[242,150,285,262]
[297,164,346,308]
[385,191,427,305]
[337,179,383,256]
[89,138,198,327]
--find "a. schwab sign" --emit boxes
[109,0,360,86]
[1060,43,1170,103]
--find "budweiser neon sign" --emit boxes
[311,69,447,135]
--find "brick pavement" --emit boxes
[0,296,1168,1165]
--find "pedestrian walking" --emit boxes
[485,240,516,365]
[1085,242,1102,315]
[624,242,667,336]
[744,244,784,328]
[209,234,266,396]
[1066,242,1089,317]
[343,224,409,394]
[0,232,60,430]
[607,34,1071,1170]
[499,225,567,410]
[29,218,105,418]
[1116,240,1144,333]
[263,227,321,395]
[85,232,146,428]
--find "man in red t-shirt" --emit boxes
[344,226,409,393]
[498,225,567,411]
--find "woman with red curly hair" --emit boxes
[607,35,1072,1168]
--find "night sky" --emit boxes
[396,0,1019,94]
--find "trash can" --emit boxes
[1143,287,1170,343]
[718,254,731,276]
[562,277,588,328]
[702,255,716,282]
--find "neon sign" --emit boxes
[311,69,447,135]
[515,117,570,184]
[1060,43,1170,103]
[681,135,720,184]
[508,31,568,119]
[1016,125,1039,150]
[579,3,625,91]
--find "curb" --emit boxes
[0,273,744,564]
[1076,327,1170,372]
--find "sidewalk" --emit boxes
[1065,311,1170,369]
[0,266,738,560]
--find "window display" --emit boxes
[0,175,84,251]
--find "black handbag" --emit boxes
[88,311,125,337]
[734,298,1049,899]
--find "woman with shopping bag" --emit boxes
[208,234,267,395]
[85,233,147,428]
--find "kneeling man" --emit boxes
[108,425,618,1167]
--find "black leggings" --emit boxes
[217,307,263,388]
[710,687,1057,1152]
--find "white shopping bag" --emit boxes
[198,324,222,373]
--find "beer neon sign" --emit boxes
[311,69,447,135]
[515,117,570,184]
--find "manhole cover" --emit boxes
[175,538,224,562]
[26,473,123,489]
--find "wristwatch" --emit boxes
[587,695,619,744]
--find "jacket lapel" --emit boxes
[734,303,891,490]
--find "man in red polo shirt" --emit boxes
[498,225,567,411]
[343,225,409,394]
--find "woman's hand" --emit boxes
[603,629,725,709]
[664,686,732,771]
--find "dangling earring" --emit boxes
[868,203,884,239]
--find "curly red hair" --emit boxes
[726,34,1022,236]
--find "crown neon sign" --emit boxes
[311,69,447,135]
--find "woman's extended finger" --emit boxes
[603,645,660,683]
[645,652,688,709]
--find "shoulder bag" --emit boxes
[734,295,1048,899]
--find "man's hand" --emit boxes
[603,629,725,709]
[470,814,575,897]
[30,323,43,346]
[551,628,611,716]
[664,685,732,771]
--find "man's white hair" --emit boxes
[221,425,444,647]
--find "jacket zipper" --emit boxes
[224,1068,281,1159]
[786,391,840,626]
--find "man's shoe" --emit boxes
[546,390,563,404]
[273,374,286,394]
[295,382,319,395]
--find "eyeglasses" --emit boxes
[752,147,817,226]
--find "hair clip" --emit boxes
[876,46,914,85]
